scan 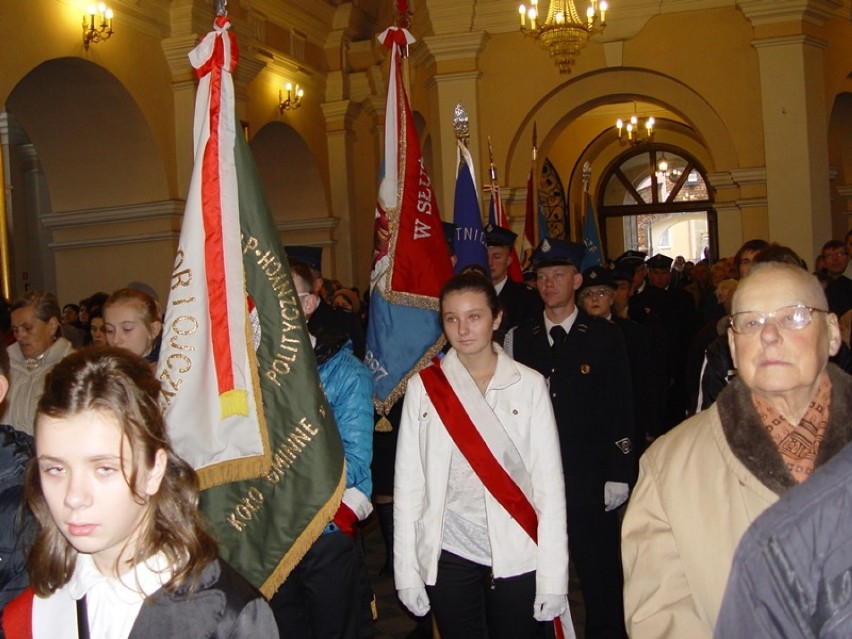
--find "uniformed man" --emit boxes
[629,253,697,434]
[580,266,658,458]
[506,239,634,639]
[285,245,366,359]
[484,223,542,342]
[614,250,648,297]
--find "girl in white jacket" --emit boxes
[394,272,572,638]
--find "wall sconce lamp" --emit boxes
[279,83,304,113]
[83,3,114,49]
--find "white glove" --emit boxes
[398,587,431,617]
[604,481,629,511]
[533,594,568,621]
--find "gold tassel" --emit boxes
[374,416,393,433]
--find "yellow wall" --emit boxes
[1,0,850,304]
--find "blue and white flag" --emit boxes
[580,192,604,271]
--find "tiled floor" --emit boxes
[362,517,586,639]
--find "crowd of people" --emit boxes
[1,229,852,638]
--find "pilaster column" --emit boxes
[19,144,56,294]
[364,94,387,182]
[753,35,829,259]
[321,100,360,284]
[739,0,841,261]
[162,35,201,200]
[411,31,489,220]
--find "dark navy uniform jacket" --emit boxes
[510,309,636,509]
[496,278,542,342]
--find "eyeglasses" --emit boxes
[728,305,828,335]
[579,288,613,300]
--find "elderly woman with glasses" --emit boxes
[621,260,852,639]
[2,291,74,435]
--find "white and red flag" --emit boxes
[157,15,344,595]
[365,24,454,415]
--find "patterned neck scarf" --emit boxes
[751,373,832,484]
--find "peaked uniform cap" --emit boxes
[483,223,517,247]
[579,266,617,292]
[614,250,647,268]
[531,239,585,269]
[647,253,674,270]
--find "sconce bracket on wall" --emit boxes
[83,3,114,49]
[279,83,304,113]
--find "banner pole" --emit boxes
[0,115,13,300]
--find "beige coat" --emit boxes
[621,365,852,638]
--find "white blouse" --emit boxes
[33,553,172,639]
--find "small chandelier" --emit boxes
[518,0,608,74]
[83,3,114,49]
[279,83,304,113]
[616,105,654,145]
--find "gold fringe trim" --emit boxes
[258,466,346,599]
[373,334,446,416]
[220,389,249,418]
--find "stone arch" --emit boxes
[250,121,329,221]
[505,67,740,188]
[4,57,169,296]
[6,57,169,212]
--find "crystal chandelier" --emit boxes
[518,0,608,73]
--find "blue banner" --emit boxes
[452,143,488,273]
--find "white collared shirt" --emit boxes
[543,307,579,346]
[33,553,172,639]
[493,276,508,295]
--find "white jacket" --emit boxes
[393,346,569,596]
[3,337,73,435]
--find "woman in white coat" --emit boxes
[3,291,73,435]
[394,272,571,638]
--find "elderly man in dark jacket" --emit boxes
[715,439,852,638]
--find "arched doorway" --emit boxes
[4,57,171,302]
[598,144,717,263]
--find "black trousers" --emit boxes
[426,550,539,639]
[567,505,627,639]
[269,531,372,638]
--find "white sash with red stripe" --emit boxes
[420,354,575,639]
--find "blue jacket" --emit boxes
[316,339,373,500]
